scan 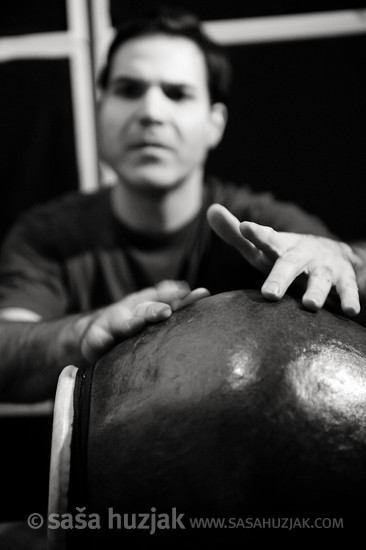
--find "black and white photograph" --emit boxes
[0,1,365,547]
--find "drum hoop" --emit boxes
[47,365,78,550]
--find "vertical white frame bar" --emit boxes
[89,0,118,185]
[90,0,114,74]
[66,0,101,192]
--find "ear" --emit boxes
[95,88,104,112]
[207,103,228,149]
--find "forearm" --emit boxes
[0,281,209,402]
[0,315,88,402]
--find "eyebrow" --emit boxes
[109,75,197,91]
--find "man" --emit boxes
[0,7,364,402]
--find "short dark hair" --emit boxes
[97,6,232,104]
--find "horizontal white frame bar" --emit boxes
[0,400,54,417]
[1,9,365,62]
[204,9,366,45]
[0,32,80,61]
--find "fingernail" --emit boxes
[344,304,360,317]
[262,282,280,297]
[304,298,319,311]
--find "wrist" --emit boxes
[57,314,92,367]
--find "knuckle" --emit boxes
[338,278,359,295]
[156,279,172,288]
[338,268,359,287]
[155,280,186,295]
[268,226,279,239]
[147,303,160,317]
[264,226,280,246]
[311,265,333,281]
[280,248,303,264]
[133,302,149,317]
[343,273,358,287]
[344,266,358,282]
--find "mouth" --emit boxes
[128,140,172,151]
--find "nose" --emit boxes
[138,85,168,125]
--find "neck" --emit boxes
[111,172,204,234]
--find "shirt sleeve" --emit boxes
[0,214,69,319]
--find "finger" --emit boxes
[173,287,210,311]
[301,266,333,311]
[154,279,191,303]
[133,301,172,321]
[123,280,190,308]
[335,274,361,317]
[207,204,258,254]
[239,221,289,259]
[207,204,269,269]
[81,316,146,363]
[261,249,308,300]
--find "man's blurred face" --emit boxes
[97,34,224,192]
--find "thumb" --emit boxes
[207,204,257,257]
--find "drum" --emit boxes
[48,290,366,548]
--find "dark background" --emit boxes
[207,34,366,240]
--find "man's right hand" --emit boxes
[75,280,210,363]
